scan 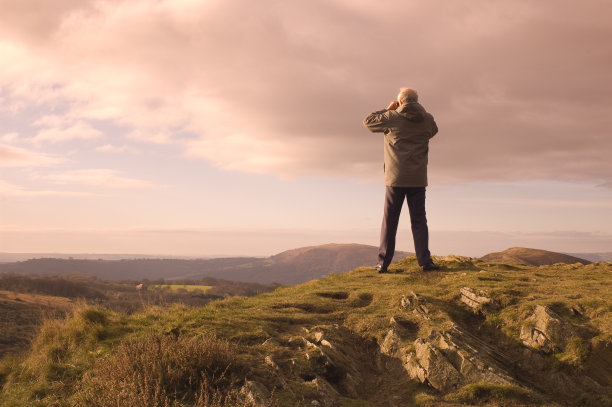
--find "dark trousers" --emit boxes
[378,186,431,268]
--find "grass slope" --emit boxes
[1,256,611,406]
[0,291,73,358]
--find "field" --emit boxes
[150,284,212,293]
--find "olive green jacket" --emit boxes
[363,102,438,187]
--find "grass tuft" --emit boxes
[446,382,543,406]
[75,332,251,406]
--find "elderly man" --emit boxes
[363,88,439,273]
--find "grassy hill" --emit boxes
[0,273,277,359]
[1,256,611,406]
[480,247,591,266]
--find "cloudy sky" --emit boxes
[1,0,611,257]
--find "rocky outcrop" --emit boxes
[380,327,402,358]
[400,291,431,320]
[520,305,577,353]
[405,337,463,391]
[460,287,498,314]
[403,328,514,392]
[397,292,512,390]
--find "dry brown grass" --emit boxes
[75,333,252,407]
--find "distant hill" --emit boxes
[567,252,612,262]
[480,247,591,266]
[0,243,412,285]
[0,257,261,281]
[207,243,411,285]
[0,252,199,263]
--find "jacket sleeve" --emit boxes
[363,109,393,133]
[429,114,439,138]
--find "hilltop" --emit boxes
[1,255,610,406]
[0,243,412,285]
[480,247,591,266]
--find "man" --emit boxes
[363,88,439,273]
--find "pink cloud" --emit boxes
[0,179,95,197]
[0,143,59,166]
[34,169,155,189]
[0,0,611,184]
[32,120,104,144]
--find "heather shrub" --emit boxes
[76,333,251,406]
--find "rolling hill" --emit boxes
[0,243,412,285]
[480,247,591,266]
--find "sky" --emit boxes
[1,0,611,257]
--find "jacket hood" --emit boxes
[397,102,426,122]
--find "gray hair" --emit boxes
[398,88,418,103]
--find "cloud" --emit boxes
[1,0,611,184]
[126,129,172,145]
[0,143,59,166]
[1,132,19,142]
[32,120,104,144]
[95,143,137,154]
[34,169,155,189]
[0,179,94,197]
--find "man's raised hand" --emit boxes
[386,100,400,111]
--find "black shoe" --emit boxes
[374,264,388,273]
[422,262,440,272]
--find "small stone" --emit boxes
[321,339,334,349]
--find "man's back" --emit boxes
[364,102,438,187]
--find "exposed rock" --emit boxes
[434,329,513,385]
[320,339,334,349]
[240,380,271,406]
[403,329,514,392]
[405,337,462,391]
[303,337,319,350]
[312,377,341,407]
[460,287,498,314]
[314,331,324,343]
[404,352,427,383]
[400,290,423,308]
[520,305,577,353]
[400,291,431,320]
[380,328,402,357]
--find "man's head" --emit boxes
[398,88,418,104]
